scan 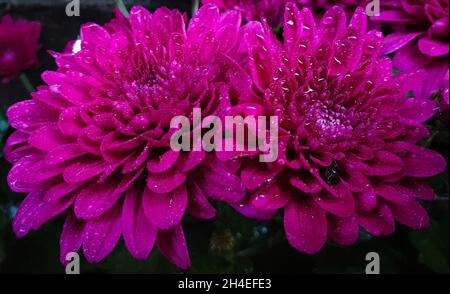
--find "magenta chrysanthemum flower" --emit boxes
[374,0,449,109]
[202,0,302,27]
[231,4,447,254]
[0,15,40,83]
[4,5,247,268]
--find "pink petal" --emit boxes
[58,107,85,136]
[329,7,366,76]
[381,32,422,55]
[397,97,437,125]
[410,60,449,100]
[45,143,86,165]
[147,150,180,173]
[244,21,278,91]
[284,2,303,54]
[3,131,30,164]
[44,181,83,202]
[374,184,414,205]
[319,6,347,46]
[372,10,415,22]
[195,156,245,203]
[363,151,403,176]
[418,36,449,57]
[393,43,434,71]
[355,190,377,212]
[7,100,59,132]
[358,203,395,236]
[241,162,281,190]
[284,199,327,254]
[186,178,216,219]
[60,211,85,265]
[328,215,359,246]
[395,181,435,201]
[232,202,277,220]
[315,190,355,218]
[74,179,121,219]
[23,159,66,184]
[146,168,186,194]
[7,155,42,193]
[13,191,74,238]
[340,168,370,192]
[250,183,290,211]
[143,185,187,230]
[122,146,150,173]
[389,200,430,229]
[28,126,72,151]
[63,158,108,183]
[176,151,205,172]
[156,224,191,269]
[395,142,446,177]
[289,174,322,194]
[82,204,122,263]
[122,187,157,260]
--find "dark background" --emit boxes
[0,0,448,274]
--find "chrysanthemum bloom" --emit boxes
[202,0,302,27]
[0,15,40,83]
[4,5,247,268]
[374,0,449,111]
[232,4,446,253]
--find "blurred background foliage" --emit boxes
[0,0,448,274]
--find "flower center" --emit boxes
[305,99,353,145]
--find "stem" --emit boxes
[19,73,35,93]
[192,0,199,16]
[113,0,129,18]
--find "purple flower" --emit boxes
[231,4,446,254]
[4,5,246,268]
[0,15,41,83]
[374,0,449,110]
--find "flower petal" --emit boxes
[284,199,327,254]
[328,215,359,246]
[418,36,449,57]
[82,204,122,263]
[156,224,191,269]
[146,168,186,194]
[358,203,395,236]
[60,211,85,265]
[74,179,121,219]
[122,187,157,260]
[143,185,187,230]
[250,183,290,211]
[186,178,216,219]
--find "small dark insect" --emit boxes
[320,160,340,185]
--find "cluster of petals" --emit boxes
[374,0,449,110]
[3,1,448,266]
[229,3,446,254]
[4,5,247,268]
[0,15,41,83]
